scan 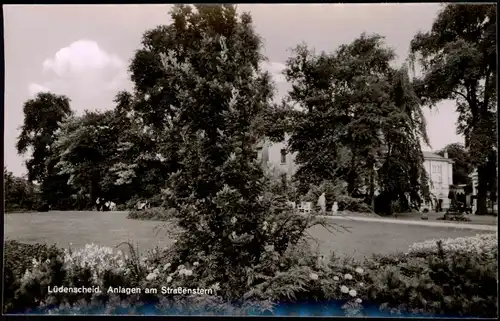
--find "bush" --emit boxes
[4,235,497,317]
[115,204,128,211]
[304,180,372,213]
[127,207,178,221]
[360,234,498,317]
[3,241,64,313]
[437,214,471,222]
[5,241,271,315]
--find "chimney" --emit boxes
[444,150,448,159]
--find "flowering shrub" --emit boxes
[407,233,497,256]
[360,235,498,318]
[4,234,497,317]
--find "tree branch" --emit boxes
[451,90,471,105]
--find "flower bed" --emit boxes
[4,235,497,317]
[407,233,497,255]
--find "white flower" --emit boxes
[340,285,349,294]
[231,231,237,238]
[163,263,171,271]
[193,262,199,266]
[344,273,353,280]
[211,282,221,291]
[153,268,160,274]
[264,245,274,252]
[177,264,185,270]
[184,269,193,276]
[333,276,340,281]
[309,273,319,280]
[349,289,357,297]
[359,282,364,287]
[355,267,364,274]
[146,273,157,281]
[179,268,186,275]
[355,298,362,304]
[230,217,237,224]
[166,276,172,282]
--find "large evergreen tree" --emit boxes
[155,5,313,299]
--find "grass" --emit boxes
[4,211,496,261]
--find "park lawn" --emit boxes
[4,211,496,260]
[392,211,498,226]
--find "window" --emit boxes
[280,149,287,164]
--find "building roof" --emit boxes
[423,151,454,163]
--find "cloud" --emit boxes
[28,83,50,97]
[261,61,287,84]
[31,40,128,101]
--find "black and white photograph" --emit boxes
[2,3,497,317]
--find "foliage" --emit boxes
[3,241,64,313]
[16,92,74,209]
[407,233,496,255]
[4,167,42,212]
[127,207,178,221]
[146,4,342,303]
[5,241,272,315]
[363,237,497,318]
[437,214,471,222]
[283,34,430,214]
[303,180,372,213]
[410,4,497,214]
[5,234,496,317]
[436,143,473,185]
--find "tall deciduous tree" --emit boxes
[4,167,40,212]
[283,34,430,213]
[52,110,117,207]
[16,92,73,207]
[410,4,497,214]
[437,143,473,186]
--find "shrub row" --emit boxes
[127,207,178,221]
[3,234,497,317]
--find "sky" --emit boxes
[3,4,464,177]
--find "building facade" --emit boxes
[421,151,454,211]
[260,136,454,211]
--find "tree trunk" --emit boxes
[347,150,357,196]
[369,167,375,210]
[476,165,489,215]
